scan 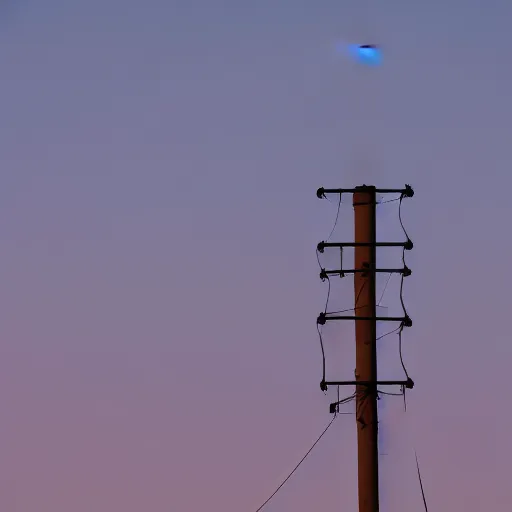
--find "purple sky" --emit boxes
[1,1,512,510]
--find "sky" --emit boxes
[1,0,512,510]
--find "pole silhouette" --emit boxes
[353,186,379,512]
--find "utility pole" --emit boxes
[353,186,379,512]
[316,184,414,512]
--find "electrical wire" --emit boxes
[317,191,344,317]
[376,324,401,341]
[377,272,392,306]
[354,277,367,308]
[397,194,411,381]
[316,255,365,386]
[317,191,413,404]
[373,195,412,408]
[377,389,404,397]
[254,414,338,512]
[398,326,409,379]
[323,275,332,314]
[373,196,412,409]
[332,392,357,414]
[398,193,411,243]
[317,190,424,511]
[327,303,370,315]
[316,242,330,386]
[317,191,343,316]
[328,305,360,315]
[398,194,410,318]
[415,451,429,512]
[316,272,332,386]
[399,248,407,317]
[378,195,401,204]
[326,193,342,241]
[316,323,327,387]
[326,279,367,315]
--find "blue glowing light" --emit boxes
[349,45,382,66]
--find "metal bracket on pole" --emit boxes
[320,266,411,280]
[316,184,414,199]
[323,379,414,389]
[327,377,414,414]
[317,312,412,326]
[317,240,413,252]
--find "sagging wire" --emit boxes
[316,193,344,389]
[376,191,408,309]
[377,327,408,405]
[377,389,404,397]
[377,272,392,306]
[398,191,411,321]
[397,193,412,410]
[399,196,429,512]
[376,322,409,409]
[398,192,411,242]
[377,197,409,406]
[323,275,332,315]
[328,305,364,315]
[376,324,401,341]
[377,322,409,381]
[376,325,406,406]
[326,192,342,242]
[316,247,323,269]
[316,261,328,389]
[319,281,370,382]
[254,413,339,512]
[373,193,412,410]
[390,199,429,512]
[254,388,358,511]
[316,283,371,391]
[399,248,408,321]
[415,451,429,512]
[333,391,357,412]
[398,325,409,380]
[316,273,332,389]
[379,197,401,204]
[316,323,327,391]
[398,326,409,412]
[377,191,429,511]
[326,279,367,316]
[318,189,413,407]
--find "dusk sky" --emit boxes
[1,1,512,510]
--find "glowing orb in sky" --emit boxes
[349,44,382,66]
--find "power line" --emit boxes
[254,414,338,511]
[326,193,342,241]
[415,451,429,512]
[377,272,393,306]
[398,326,409,379]
[378,195,401,204]
[376,324,401,341]
[317,323,327,386]
[397,194,412,382]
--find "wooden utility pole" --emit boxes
[353,185,379,512]
[316,184,414,512]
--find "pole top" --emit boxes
[317,185,414,199]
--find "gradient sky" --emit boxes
[1,1,512,510]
